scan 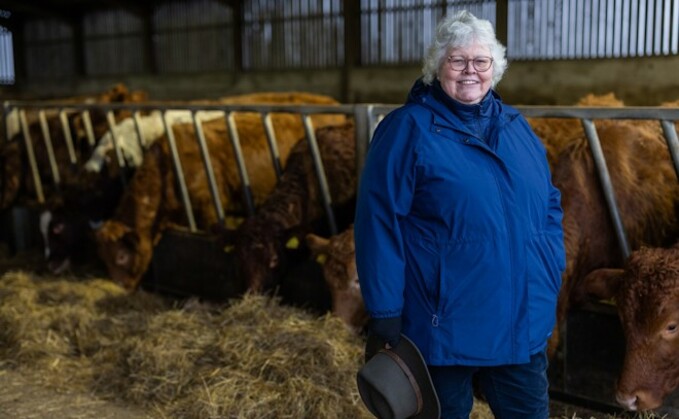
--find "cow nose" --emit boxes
[615,393,638,411]
[632,389,662,411]
[617,390,661,412]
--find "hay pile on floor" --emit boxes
[0,270,371,418]
[2,269,655,419]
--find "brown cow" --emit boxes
[273,95,679,357]
[306,226,367,333]
[95,93,346,290]
[299,114,679,352]
[548,117,679,358]
[578,245,679,411]
[527,92,626,168]
[229,122,356,294]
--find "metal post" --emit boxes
[59,109,77,164]
[163,111,197,232]
[106,110,127,169]
[193,111,225,223]
[262,113,283,180]
[226,111,255,216]
[581,118,630,259]
[353,104,370,182]
[38,110,61,187]
[661,120,679,182]
[302,114,337,235]
[81,110,96,147]
[19,110,44,203]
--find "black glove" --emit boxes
[369,316,402,348]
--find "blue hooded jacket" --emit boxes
[354,79,566,366]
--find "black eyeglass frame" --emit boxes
[446,56,494,72]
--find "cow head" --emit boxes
[230,218,308,294]
[580,246,679,411]
[95,220,152,291]
[306,227,367,333]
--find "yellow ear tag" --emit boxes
[223,245,235,253]
[315,254,328,264]
[285,236,300,249]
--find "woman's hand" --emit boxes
[369,316,402,348]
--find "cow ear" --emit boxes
[215,226,236,252]
[306,234,330,255]
[579,268,625,301]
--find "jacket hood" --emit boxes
[405,78,520,132]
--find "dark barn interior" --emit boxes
[1,1,679,418]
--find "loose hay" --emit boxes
[0,270,371,418]
[0,270,666,418]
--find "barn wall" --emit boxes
[7,54,679,106]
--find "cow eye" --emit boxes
[666,323,678,334]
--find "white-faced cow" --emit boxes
[95,92,346,291]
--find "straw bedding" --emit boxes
[0,270,371,418]
[0,267,662,419]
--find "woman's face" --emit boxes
[438,42,494,105]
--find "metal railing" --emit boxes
[2,101,370,236]
[4,100,679,252]
[365,104,679,261]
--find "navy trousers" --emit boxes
[428,350,549,419]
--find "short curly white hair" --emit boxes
[422,10,507,88]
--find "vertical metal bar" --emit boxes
[19,110,44,204]
[193,111,225,223]
[261,113,283,180]
[581,118,630,259]
[3,101,10,142]
[106,110,127,169]
[133,111,146,150]
[353,104,370,182]
[59,109,77,164]
[163,111,197,232]
[661,120,679,181]
[81,110,96,147]
[226,111,255,216]
[38,110,61,187]
[302,114,337,235]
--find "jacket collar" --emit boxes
[406,78,519,133]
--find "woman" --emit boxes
[354,10,565,419]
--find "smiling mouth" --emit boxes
[459,80,478,85]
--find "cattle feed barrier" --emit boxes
[4,100,679,253]
[4,100,679,413]
[2,101,364,236]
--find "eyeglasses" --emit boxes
[447,56,494,72]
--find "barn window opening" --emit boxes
[360,0,496,66]
[24,18,75,80]
[154,0,235,74]
[508,0,679,59]
[0,10,14,85]
[242,0,344,70]
[84,10,145,76]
